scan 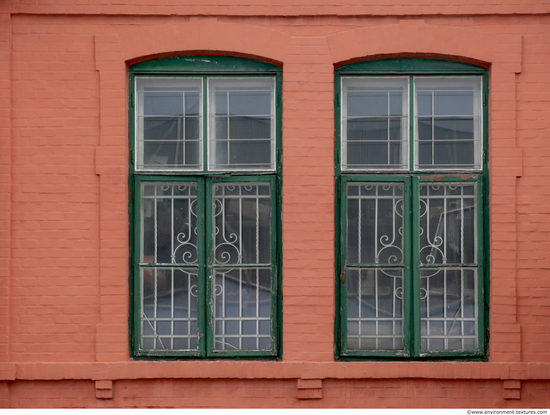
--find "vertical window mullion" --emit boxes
[204,177,214,356]
[226,91,230,167]
[340,176,349,353]
[410,176,421,356]
[255,190,260,264]
[357,269,362,350]
[256,268,260,351]
[357,187,362,263]
[476,175,486,354]
[410,76,415,171]
[170,268,174,350]
[133,178,141,354]
[443,183,448,263]
[239,187,243,263]
[386,91,391,166]
[461,268,465,350]
[153,187,158,264]
[238,268,243,351]
[181,91,186,167]
[393,269,397,350]
[375,269,379,350]
[374,186,379,263]
[401,176,413,357]
[431,90,435,166]
[271,174,279,355]
[153,268,158,349]
[203,77,208,172]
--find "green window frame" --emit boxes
[335,58,489,359]
[129,56,282,359]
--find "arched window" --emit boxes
[335,58,488,359]
[129,56,282,358]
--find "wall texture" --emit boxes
[1,0,550,408]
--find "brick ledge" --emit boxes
[1,362,548,382]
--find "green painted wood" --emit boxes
[132,56,280,74]
[335,59,488,360]
[337,58,487,74]
[129,57,282,359]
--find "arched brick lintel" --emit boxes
[95,18,291,71]
[334,52,491,70]
[327,20,521,73]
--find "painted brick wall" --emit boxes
[516,31,550,362]
[3,379,550,408]
[0,0,549,408]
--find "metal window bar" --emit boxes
[140,183,199,351]
[419,184,478,351]
[213,268,272,351]
[347,184,404,266]
[346,183,405,351]
[347,268,403,350]
[212,183,272,351]
[420,184,477,266]
[140,184,198,266]
[140,268,199,350]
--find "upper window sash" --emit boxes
[136,77,203,172]
[414,77,483,171]
[208,77,276,172]
[341,77,410,171]
[135,76,277,173]
[340,75,483,172]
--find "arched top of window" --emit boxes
[129,54,282,359]
[130,55,281,75]
[336,57,487,75]
[335,56,489,360]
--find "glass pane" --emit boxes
[342,77,409,170]
[346,268,404,351]
[144,91,183,116]
[209,78,275,170]
[212,139,272,168]
[415,77,482,170]
[136,78,202,170]
[346,183,404,265]
[213,267,272,351]
[141,182,198,265]
[420,268,478,351]
[213,183,271,265]
[419,183,477,266]
[141,267,199,351]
